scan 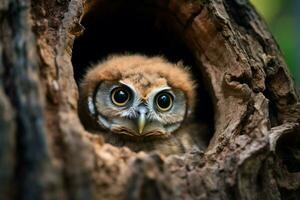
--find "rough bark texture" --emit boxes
[0,0,299,200]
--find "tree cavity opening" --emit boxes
[71,0,215,153]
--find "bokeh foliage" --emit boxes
[251,0,300,86]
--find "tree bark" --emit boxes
[0,0,299,200]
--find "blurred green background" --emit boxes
[251,0,300,87]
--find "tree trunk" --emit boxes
[0,0,299,199]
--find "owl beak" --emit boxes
[138,114,146,134]
[137,106,148,134]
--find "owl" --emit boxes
[78,54,207,155]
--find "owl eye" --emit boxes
[155,92,173,112]
[111,87,130,106]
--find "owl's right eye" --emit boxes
[111,87,130,106]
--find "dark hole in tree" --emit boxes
[71,0,215,151]
[275,129,300,173]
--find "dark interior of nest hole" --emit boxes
[71,2,215,148]
[275,129,300,173]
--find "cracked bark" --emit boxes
[0,0,299,199]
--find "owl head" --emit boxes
[78,54,195,139]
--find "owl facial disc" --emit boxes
[89,81,187,139]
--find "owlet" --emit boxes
[78,54,206,155]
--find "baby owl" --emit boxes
[78,54,206,155]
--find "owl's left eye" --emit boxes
[111,87,131,106]
[155,92,173,112]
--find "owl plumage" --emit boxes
[78,54,207,155]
